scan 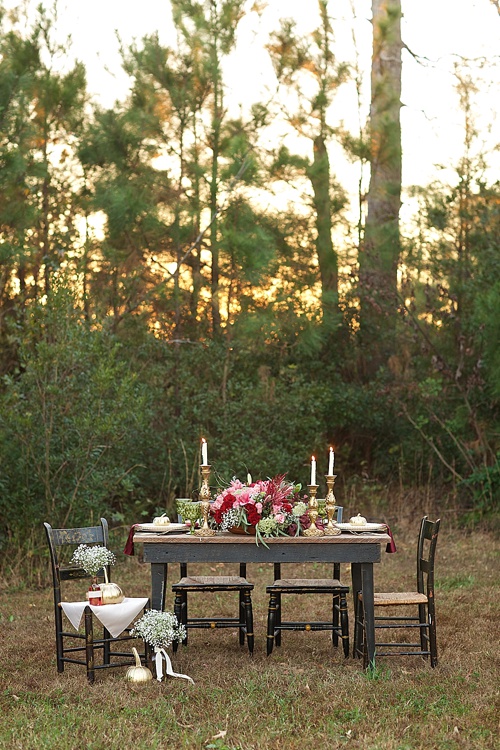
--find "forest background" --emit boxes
[0,0,499,584]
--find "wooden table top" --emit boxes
[133,531,391,545]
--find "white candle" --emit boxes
[328,447,335,475]
[201,438,208,465]
[310,456,316,485]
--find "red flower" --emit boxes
[244,504,261,527]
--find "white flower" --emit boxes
[71,544,116,577]
[292,501,307,517]
[131,610,186,650]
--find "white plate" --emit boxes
[136,522,190,533]
[336,522,387,532]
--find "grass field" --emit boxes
[0,520,498,750]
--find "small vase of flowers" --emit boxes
[71,544,124,604]
[210,474,309,546]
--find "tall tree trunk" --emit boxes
[209,0,222,337]
[308,134,338,332]
[359,0,402,376]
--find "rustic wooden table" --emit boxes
[133,531,391,666]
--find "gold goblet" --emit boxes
[303,484,324,537]
[194,465,216,537]
[323,474,341,535]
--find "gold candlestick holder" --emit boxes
[323,474,341,535]
[194,464,216,537]
[303,484,324,537]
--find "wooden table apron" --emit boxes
[134,532,391,666]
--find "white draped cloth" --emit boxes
[61,597,148,638]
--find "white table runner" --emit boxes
[61,597,148,638]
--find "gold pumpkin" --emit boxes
[99,581,124,605]
[126,647,153,683]
[98,566,125,604]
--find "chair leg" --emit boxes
[428,600,438,668]
[339,592,350,658]
[418,602,428,657]
[267,592,278,656]
[84,607,95,685]
[55,604,65,673]
[239,591,245,646]
[275,592,282,647]
[332,594,339,648]
[243,590,254,655]
[103,626,111,665]
[173,591,187,652]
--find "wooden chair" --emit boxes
[44,519,148,683]
[266,506,350,657]
[171,563,254,654]
[353,516,440,668]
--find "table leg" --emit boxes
[360,562,375,668]
[151,563,168,611]
[351,562,362,608]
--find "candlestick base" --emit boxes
[303,483,324,537]
[193,526,216,537]
[303,525,325,537]
[323,525,341,536]
[194,464,216,537]
[323,474,341,535]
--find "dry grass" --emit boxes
[0,522,499,750]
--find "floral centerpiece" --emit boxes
[131,610,193,684]
[210,474,309,545]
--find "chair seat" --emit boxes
[267,578,349,593]
[172,575,253,591]
[359,591,428,606]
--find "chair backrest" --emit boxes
[274,506,344,580]
[44,519,110,598]
[416,516,440,596]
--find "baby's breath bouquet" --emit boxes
[71,544,116,577]
[131,610,193,684]
[131,609,186,650]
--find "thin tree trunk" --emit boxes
[359,0,402,376]
[308,134,338,331]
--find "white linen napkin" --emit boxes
[61,597,148,638]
